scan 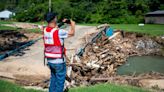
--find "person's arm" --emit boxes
[58,20,75,38]
[68,20,75,37]
[62,19,75,37]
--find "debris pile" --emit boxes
[66,26,164,87]
[1,24,163,90]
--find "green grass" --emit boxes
[80,23,164,36]
[69,83,151,92]
[0,20,16,30]
[78,23,100,26]
[111,24,164,36]
[0,25,17,30]
[27,28,41,33]
[32,21,47,25]
[0,25,41,33]
[0,21,13,24]
[0,80,151,92]
[0,20,41,33]
[1,20,164,36]
[0,80,44,92]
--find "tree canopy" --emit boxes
[0,0,164,24]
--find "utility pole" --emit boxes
[49,0,51,12]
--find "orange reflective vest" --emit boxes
[43,27,66,58]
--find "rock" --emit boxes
[146,40,158,49]
[136,40,145,49]
[161,35,164,39]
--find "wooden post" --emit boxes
[49,0,51,12]
[67,54,74,77]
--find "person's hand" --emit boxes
[62,18,67,23]
[62,18,71,24]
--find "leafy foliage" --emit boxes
[0,0,164,24]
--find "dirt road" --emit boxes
[0,25,97,85]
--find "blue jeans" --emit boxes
[48,62,66,92]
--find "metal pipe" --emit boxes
[0,37,42,61]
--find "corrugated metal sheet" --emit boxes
[146,10,164,15]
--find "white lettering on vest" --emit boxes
[44,28,57,45]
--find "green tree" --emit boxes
[1,0,163,23]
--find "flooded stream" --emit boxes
[117,56,164,75]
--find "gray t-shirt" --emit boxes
[47,29,68,64]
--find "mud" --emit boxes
[0,30,41,54]
[14,75,49,88]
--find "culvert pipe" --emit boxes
[0,37,42,61]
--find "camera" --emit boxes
[64,19,71,24]
[58,19,71,27]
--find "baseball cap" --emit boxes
[44,12,57,23]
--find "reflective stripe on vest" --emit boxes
[45,53,62,58]
[43,27,63,58]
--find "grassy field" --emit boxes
[79,24,164,36]
[0,21,164,36]
[69,83,151,92]
[0,21,41,33]
[0,21,16,30]
[34,23,164,36]
[111,24,164,36]
[0,80,151,92]
[0,25,17,30]
[0,21,13,24]
[0,25,40,33]
[0,80,44,92]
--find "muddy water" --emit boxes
[117,56,164,75]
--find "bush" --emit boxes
[15,4,48,22]
[13,0,163,24]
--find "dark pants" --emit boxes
[48,62,66,92]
